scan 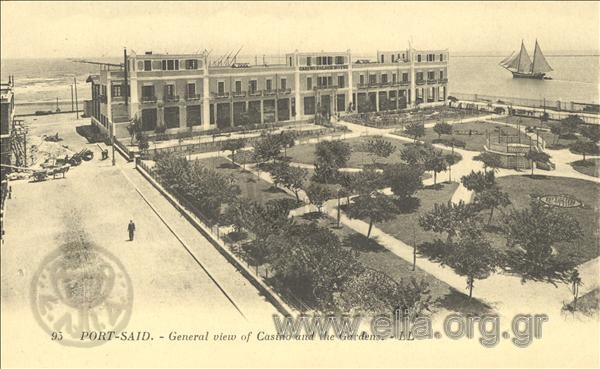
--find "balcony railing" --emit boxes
[248,90,262,97]
[278,88,292,94]
[211,92,230,99]
[314,85,339,90]
[164,95,180,102]
[427,79,438,85]
[416,80,426,85]
[141,95,157,103]
[400,81,410,86]
[439,78,448,84]
[232,91,247,98]
[185,94,202,101]
[263,89,277,96]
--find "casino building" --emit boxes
[86,47,448,138]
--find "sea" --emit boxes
[1,52,598,115]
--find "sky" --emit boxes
[1,1,599,59]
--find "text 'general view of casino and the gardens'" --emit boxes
[0,2,599,368]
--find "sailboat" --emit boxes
[500,40,553,79]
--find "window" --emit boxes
[165,84,175,97]
[235,81,242,93]
[427,71,435,80]
[327,56,333,65]
[112,85,122,97]
[335,56,344,65]
[249,80,257,93]
[218,81,225,95]
[280,78,287,90]
[380,55,385,63]
[402,72,409,82]
[439,71,444,80]
[316,56,322,65]
[162,60,167,70]
[142,85,155,98]
[439,54,444,62]
[417,54,422,62]
[164,60,179,71]
[359,74,364,85]
[392,73,397,83]
[187,83,196,97]
[266,79,272,91]
[167,60,174,70]
[337,75,345,88]
[416,72,424,81]
[185,59,198,70]
[306,77,312,90]
[143,60,152,71]
[369,74,377,85]
[307,57,312,66]
[289,57,292,66]
[381,74,388,84]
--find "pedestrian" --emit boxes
[127,220,136,241]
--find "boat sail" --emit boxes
[500,40,552,79]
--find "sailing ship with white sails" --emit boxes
[500,40,553,79]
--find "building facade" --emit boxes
[1,77,16,178]
[87,47,449,138]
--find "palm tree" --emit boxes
[569,270,582,311]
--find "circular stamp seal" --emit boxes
[30,245,133,347]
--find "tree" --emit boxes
[424,149,448,186]
[580,125,600,143]
[461,170,496,193]
[405,122,425,142]
[525,150,551,176]
[401,142,431,167]
[473,186,511,225]
[278,131,297,158]
[568,269,582,311]
[561,115,584,135]
[570,140,600,162]
[420,222,501,298]
[346,192,398,238]
[433,121,453,138]
[306,182,333,213]
[474,152,503,173]
[549,123,562,145]
[254,135,283,163]
[313,140,351,183]
[349,169,386,195]
[361,138,397,166]
[419,200,478,243]
[271,163,307,202]
[266,223,361,307]
[222,138,246,164]
[501,199,582,285]
[385,164,424,201]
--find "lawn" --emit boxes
[195,156,293,204]
[570,159,600,178]
[296,211,492,316]
[492,116,558,129]
[374,182,459,247]
[493,176,600,264]
[562,288,599,317]
[284,136,461,168]
[394,121,521,152]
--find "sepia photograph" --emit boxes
[1,1,598,368]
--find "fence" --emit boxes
[135,159,295,316]
[451,92,600,115]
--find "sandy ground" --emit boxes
[1,115,278,368]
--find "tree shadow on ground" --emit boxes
[217,162,238,169]
[435,288,494,316]
[395,197,421,213]
[423,183,445,191]
[301,211,324,222]
[342,233,386,253]
[527,174,549,180]
[263,186,287,194]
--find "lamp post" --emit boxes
[111,123,116,166]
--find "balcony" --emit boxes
[232,91,247,98]
[248,90,263,97]
[278,88,292,94]
[416,80,426,86]
[314,85,339,90]
[164,95,180,103]
[263,89,277,96]
[427,79,437,85]
[211,92,230,99]
[141,95,157,103]
[185,94,202,101]
[439,78,448,84]
[400,81,410,86]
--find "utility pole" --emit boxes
[111,123,116,166]
[73,77,79,119]
[70,85,74,111]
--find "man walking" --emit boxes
[127,220,136,241]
